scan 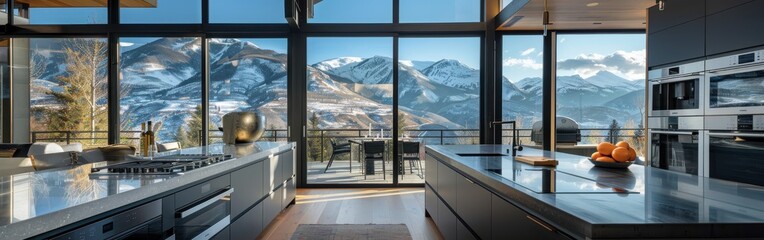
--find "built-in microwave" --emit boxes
[705,49,764,115]
[704,115,764,187]
[648,116,706,176]
[648,61,705,117]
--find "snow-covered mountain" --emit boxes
[32,37,645,143]
[421,59,480,90]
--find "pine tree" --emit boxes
[607,119,620,143]
[307,112,322,162]
[38,38,108,146]
[397,112,407,137]
[177,105,210,147]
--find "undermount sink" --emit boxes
[456,153,508,157]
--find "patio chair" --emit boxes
[324,139,352,173]
[363,141,386,180]
[400,141,422,178]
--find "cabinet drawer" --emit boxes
[436,161,457,208]
[456,220,476,240]
[231,203,264,240]
[281,149,295,181]
[175,175,230,209]
[425,154,438,190]
[231,161,264,219]
[491,195,569,240]
[456,176,491,240]
[282,177,296,207]
[425,184,438,221]
[436,197,456,240]
[263,186,283,226]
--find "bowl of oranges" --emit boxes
[588,141,637,169]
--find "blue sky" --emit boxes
[503,34,646,82]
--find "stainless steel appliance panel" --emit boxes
[649,130,705,176]
[649,61,706,117]
[174,188,233,240]
[52,199,163,240]
[705,50,764,115]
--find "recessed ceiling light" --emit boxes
[593,22,602,25]
[586,2,599,7]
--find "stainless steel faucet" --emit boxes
[491,121,524,156]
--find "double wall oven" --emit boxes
[705,49,764,115]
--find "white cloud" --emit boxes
[557,49,646,80]
[537,51,543,57]
[559,38,566,43]
[503,58,543,70]
[520,48,535,56]
[119,42,135,47]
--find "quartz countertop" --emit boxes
[426,145,764,239]
[0,142,294,239]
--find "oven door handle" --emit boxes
[708,132,764,138]
[650,130,696,135]
[178,188,234,219]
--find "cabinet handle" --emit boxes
[526,215,555,232]
[465,177,474,184]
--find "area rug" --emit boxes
[291,224,412,240]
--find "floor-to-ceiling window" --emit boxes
[10,1,107,25]
[554,34,646,159]
[501,35,544,147]
[119,37,203,148]
[306,37,394,184]
[19,38,110,147]
[208,38,289,143]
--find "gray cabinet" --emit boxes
[270,153,284,190]
[647,0,705,34]
[456,176,491,240]
[282,177,296,207]
[211,226,230,240]
[425,154,438,190]
[263,186,283,226]
[706,0,764,55]
[456,221,476,240]
[231,203,264,240]
[647,17,705,67]
[706,0,752,15]
[436,161,457,208]
[491,195,569,240]
[231,161,264,219]
[282,149,295,181]
[425,184,438,220]
[436,197,457,240]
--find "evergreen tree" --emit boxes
[397,112,407,137]
[39,38,108,146]
[607,119,620,143]
[177,105,211,147]
[307,112,323,162]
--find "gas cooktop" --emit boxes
[90,154,233,177]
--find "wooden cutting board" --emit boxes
[515,155,558,166]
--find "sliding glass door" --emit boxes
[306,37,394,184]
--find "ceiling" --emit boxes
[498,0,656,30]
[13,0,157,8]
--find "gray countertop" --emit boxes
[0,142,294,239]
[426,145,764,239]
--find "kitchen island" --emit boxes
[425,145,764,239]
[0,142,295,239]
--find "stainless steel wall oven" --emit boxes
[705,115,764,187]
[648,61,705,117]
[705,49,764,115]
[648,116,706,176]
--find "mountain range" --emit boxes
[31,37,645,142]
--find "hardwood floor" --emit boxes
[259,188,443,240]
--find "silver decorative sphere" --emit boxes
[221,112,266,144]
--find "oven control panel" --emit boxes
[707,49,764,70]
[705,115,764,130]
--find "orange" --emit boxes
[596,156,616,163]
[592,152,603,160]
[611,147,630,162]
[628,148,638,161]
[597,142,616,156]
[616,141,630,149]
